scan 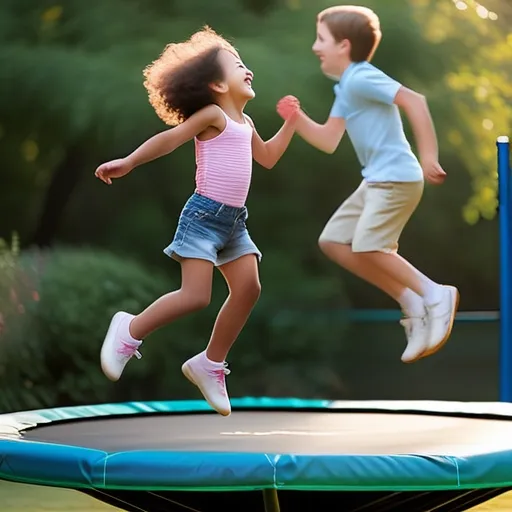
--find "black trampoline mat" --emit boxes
[21,411,512,456]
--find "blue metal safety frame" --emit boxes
[498,135,511,401]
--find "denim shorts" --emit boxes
[164,193,262,267]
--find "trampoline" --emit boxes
[0,137,510,512]
[3,397,512,511]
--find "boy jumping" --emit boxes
[277,5,459,363]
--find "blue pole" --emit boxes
[498,135,511,401]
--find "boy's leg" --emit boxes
[319,182,429,361]
[100,258,214,382]
[351,181,459,358]
[320,241,441,362]
[319,182,415,300]
[320,242,425,313]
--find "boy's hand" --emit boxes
[421,158,446,185]
[94,158,133,185]
[277,95,301,122]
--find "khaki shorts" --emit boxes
[319,180,424,253]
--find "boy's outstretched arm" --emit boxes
[94,104,224,184]
[394,87,446,185]
[277,95,345,154]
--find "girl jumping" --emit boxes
[94,27,300,416]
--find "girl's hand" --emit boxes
[94,158,133,185]
[277,95,301,122]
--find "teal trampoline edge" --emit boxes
[3,398,512,492]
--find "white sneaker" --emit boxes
[100,312,142,381]
[423,285,459,358]
[400,314,429,363]
[182,353,231,416]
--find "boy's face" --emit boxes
[312,21,348,79]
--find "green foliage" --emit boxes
[410,0,512,224]
[225,248,350,397]
[0,0,509,409]
[1,0,509,229]
[0,245,351,412]
[0,232,20,288]
[0,232,22,336]
[0,246,175,411]
[1,0,509,255]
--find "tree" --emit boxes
[0,0,509,309]
[409,0,512,223]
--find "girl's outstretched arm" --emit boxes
[95,105,225,184]
[246,114,298,170]
[277,95,345,154]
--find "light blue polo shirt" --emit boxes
[330,61,423,183]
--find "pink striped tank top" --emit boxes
[194,110,253,208]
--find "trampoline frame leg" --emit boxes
[262,488,280,512]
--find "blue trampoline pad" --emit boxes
[1,397,512,512]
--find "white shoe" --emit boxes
[100,312,142,381]
[423,285,459,358]
[400,314,429,363]
[182,353,231,416]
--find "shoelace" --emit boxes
[399,318,412,330]
[208,363,230,395]
[400,316,427,331]
[117,340,142,360]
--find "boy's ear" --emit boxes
[339,38,351,55]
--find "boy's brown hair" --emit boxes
[317,5,382,62]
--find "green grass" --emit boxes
[0,481,511,510]
[0,481,117,511]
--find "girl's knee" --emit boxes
[252,280,262,301]
[233,279,261,305]
[246,279,262,303]
[180,259,214,311]
[182,290,211,312]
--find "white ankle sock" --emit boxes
[201,350,224,367]
[122,316,141,344]
[399,288,425,317]
[420,277,444,306]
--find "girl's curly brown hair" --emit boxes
[143,26,239,126]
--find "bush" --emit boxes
[0,246,184,412]
[0,232,21,330]
[224,248,351,398]
[0,245,352,413]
